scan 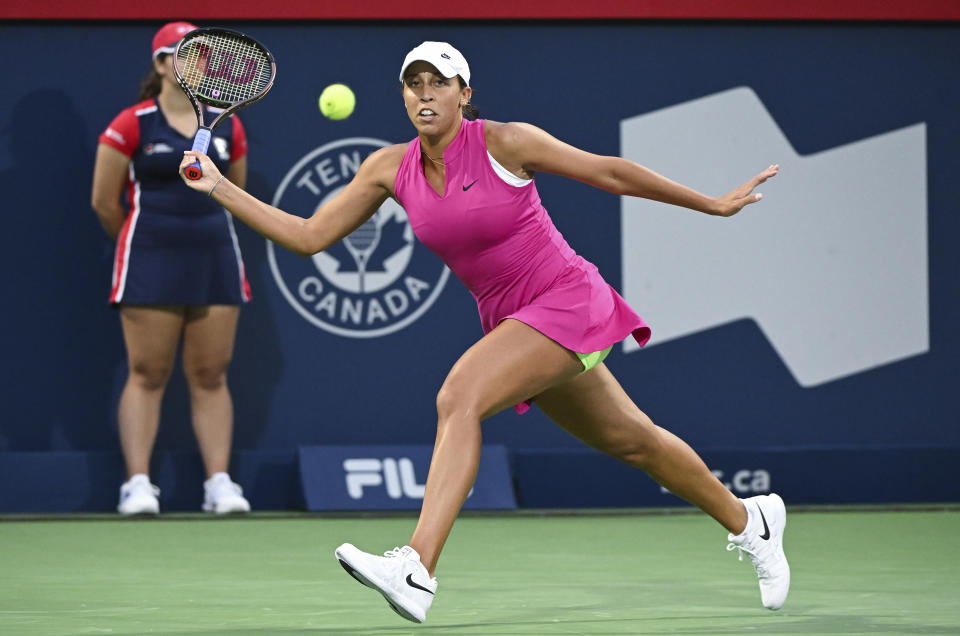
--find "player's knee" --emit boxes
[613,427,664,469]
[183,360,228,392]
[128,360,173,391]
[435,378,480,426]
[435,382,460,422]
[618,444,657,469]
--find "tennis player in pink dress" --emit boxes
[181,41,789,623]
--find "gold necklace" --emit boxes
[422,151,445,167]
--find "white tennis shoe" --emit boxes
[727,493,791,610]
[202,472,251,514]
[335,543,437,623]
[117,474,160,515]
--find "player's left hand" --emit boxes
[179,150,223,194]
[710,164,779,217]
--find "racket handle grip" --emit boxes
[183,128,212,181]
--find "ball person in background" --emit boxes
[180,41,788,620]
[92,22,252,515]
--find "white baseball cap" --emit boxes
[399,41,471,86]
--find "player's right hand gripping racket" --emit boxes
[173,27,276,180]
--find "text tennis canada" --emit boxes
[270,138,449,338]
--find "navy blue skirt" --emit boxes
[110,208,250,306]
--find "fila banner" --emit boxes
[298,444,517,511]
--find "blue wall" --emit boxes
[1,21,957,510]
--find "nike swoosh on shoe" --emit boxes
[405,573,435,595]
[758,503,771,540]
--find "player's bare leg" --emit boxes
[182,304,249,513]
[535,364,789,609]
[118,305,183,478]
[410,319,584,574]
[182,304,239,477]
[534,363,746,532]
[335,319,583,622]
[116,305,183,514]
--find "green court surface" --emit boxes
[1,509,958,635]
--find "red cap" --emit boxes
[151,21,197,59]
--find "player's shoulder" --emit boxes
[102,100,156,150]
[109,99,156,122]
[362,143,407,173]
[130,98,159,117]
[485,120,544,155]
[370,143,408,159]
[485,120,542,143]
[345,144,406,191]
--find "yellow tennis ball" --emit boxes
[319,83,355,120]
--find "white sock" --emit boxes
[732,498,758,539]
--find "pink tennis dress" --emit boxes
[394,118,650,413]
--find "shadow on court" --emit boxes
[89,612,960,636]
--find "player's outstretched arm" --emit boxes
[179,146,403,256]
[487,121,778,217]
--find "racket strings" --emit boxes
[176,33,272,106]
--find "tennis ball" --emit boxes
[319,83,355,120]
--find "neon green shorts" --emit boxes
[576,345,612,373]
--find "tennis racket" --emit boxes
[173,27,276,180]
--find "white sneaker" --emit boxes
[727,493,791,610]
[335,544,437,623]
[202,472,251,514]
[117,474,160,515]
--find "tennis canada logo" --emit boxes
[269,138,450,337]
